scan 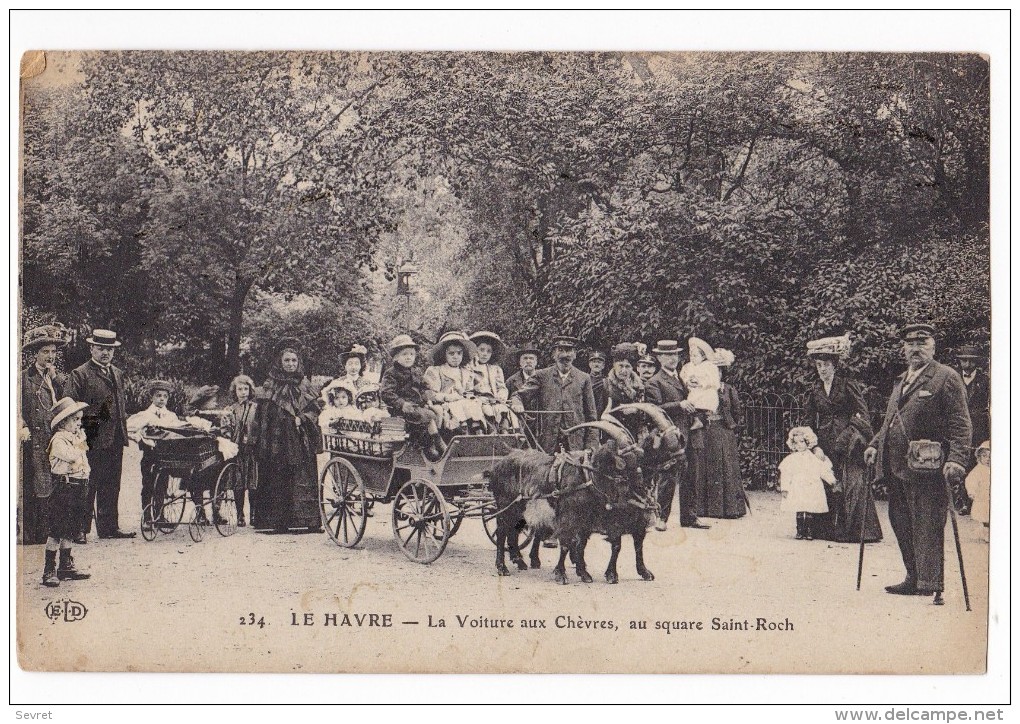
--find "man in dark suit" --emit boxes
[587,350,608,416]
[643,339,709,531]
[865,324,971,605]
[955,345,990,448]
[505,343,540,398]
[64,329,135,540]
[510,336,597,453]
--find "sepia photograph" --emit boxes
[9,8,1009,713]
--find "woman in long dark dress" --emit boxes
[695,349,746,519]
[254,342,322,533]
[804,335,882,543]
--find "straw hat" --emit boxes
[50,397,89,431]
[85,329,121,347]
[387,334,418,357]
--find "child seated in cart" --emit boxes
[468,331,518,433]
[380,334,447,461]
[424,331,488,436]
[355,384,391,425]
[318,379,360,430]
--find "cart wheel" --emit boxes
[154,472,185,534]
[392,478,450,564]
[140,504,158,542]
[319,458,368,548]
[188,511,204,542]
[213,462,239,537]
[482,506,535,549]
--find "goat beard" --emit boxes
[523,499,557,533]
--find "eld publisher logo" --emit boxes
[44,599,88,623]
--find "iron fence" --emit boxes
[740,393,809,490]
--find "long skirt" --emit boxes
[260,456,320,530]
[831,461,883,543]
[693,422,746,518]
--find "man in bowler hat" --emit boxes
[64,329,135,539]
[865,324,971,605]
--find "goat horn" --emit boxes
[609,403,678,434]
[564,420,635,449]
[599,413,636,444]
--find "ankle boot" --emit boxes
[42,550,59,587]
[58,549,91,581]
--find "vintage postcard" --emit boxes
[16,49,991,675]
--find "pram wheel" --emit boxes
[188,511,204,542]
[140,504,158,542]
[154,472,185,534]
[213,462,239,537]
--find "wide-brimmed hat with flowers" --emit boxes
[429,331,478,367]
[23,324,70,353]
[50,397,89,431]
[806,334,851,360]
[469,331,507,363]
[611,343,639,364]
[713,348,736,367]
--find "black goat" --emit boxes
[590,404,687,583]
[484,420,646,584]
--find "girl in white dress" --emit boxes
[424,332,487,434]
[965,440,990,537]
[778,426,834,540]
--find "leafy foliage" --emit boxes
[21,51,989,406]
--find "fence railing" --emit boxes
[740,393,809,490]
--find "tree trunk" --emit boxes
[224,276,254,382]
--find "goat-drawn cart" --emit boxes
[318,416,535,564]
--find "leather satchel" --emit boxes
[894,408,944,471]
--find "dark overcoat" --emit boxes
[21,367,65,497]
[643,368,692,428]
[64,360,129,451]
[869,361,972,484]
[805,375,872,466]
[512,365,597,452]
[960,368,990,446]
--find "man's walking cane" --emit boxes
[856,464,876,591]
[943,468,972,611]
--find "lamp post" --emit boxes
[396,257,418,330]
